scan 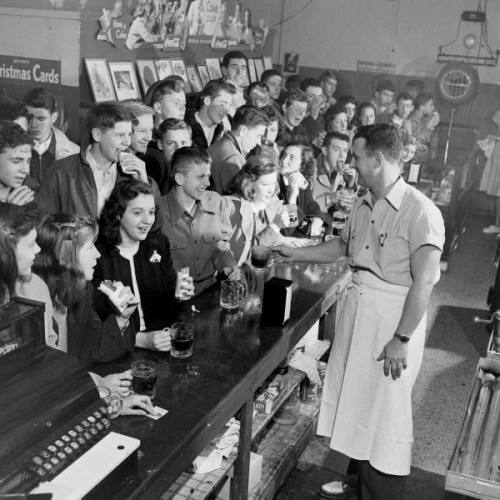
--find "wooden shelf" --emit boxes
[162,368,307,499]
[249,401,320,500]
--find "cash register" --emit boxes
[0,298,139,499]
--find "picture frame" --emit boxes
[84,58,116,103]
[108,61,141,101]
[205,57,223,80]
[263,56,273,71]
[197,64,210,87]
[253,58,265,80]
[136,60,159,95]
[247,59,257,83]
[170,58,191,93]
[155,59,174,80]
[186,65,203,94]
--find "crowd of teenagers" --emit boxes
[0,50,446,500]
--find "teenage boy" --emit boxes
[24,87,79,183]
[153,118,193,194]
[390,92,414,130]
[319,71,338,107]
[300,78,327,144]
[221,50,248,114]
[408,92,440,149]
[277,89,309,147]
[370,79,396,120]
[148,77,187,129]
[208,105,268,195]
[0,120,37,205]
[157,146,239,295]
[37,102,152,218]
[186,80,235,150]
[312,131,354,213]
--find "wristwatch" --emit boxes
[394,333,410,343]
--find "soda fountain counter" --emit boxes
[91,258,352,500]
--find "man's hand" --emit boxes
[146,328,171,351]
[120,152,148,183]
[223,265,241,281]
[272,244,298,262]
[6,185,34,206]
[376,337,408,380]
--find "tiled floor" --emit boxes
[276,214,498,500]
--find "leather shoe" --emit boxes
[319,480,356,498]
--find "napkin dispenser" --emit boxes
[261,277,293,326]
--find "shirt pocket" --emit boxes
[378,234,409,274]
[169,239,188,252]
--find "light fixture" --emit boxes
[437,0,498,67]
[462,33,477,50]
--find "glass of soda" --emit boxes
[131,360,157,399]
[170,322,194,359]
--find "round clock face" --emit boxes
[436,63,480,106]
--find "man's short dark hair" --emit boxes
[198,79,236,106]
[319,71,338,84]
[300,78,322,93]
[0,98,29,122]
[375,79,396,94]
[396,92,413,104]
[284,89,308,107]
[86,102,137,145]
[221,50,248,68]
[232,105,269,130]
[157,118,192,140]
[323,131,350,149]
[354,124,402,163]
[23,87,56,113]
[148,77,186,106]
[0,120,33,154]
[413,92,434,110]
[260,69,282,83]
[171,146,211,178]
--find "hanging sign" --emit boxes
[0,56,61,86]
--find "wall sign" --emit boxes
[356,60,396,74]
[0,56,61,86]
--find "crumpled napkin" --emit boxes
[288,340,331,385]
[193,418,240,473]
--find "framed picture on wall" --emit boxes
[108,61,141,101]
[263,56,273,71]
[136,60,159,95]
[171,58,191,92]
[205,58,222,80]
[197,65,210,87]
[186,66,203,94]
[155,59,173,80]
[253,58,265,80]
[247,59,257,83]
[84,58,116,103]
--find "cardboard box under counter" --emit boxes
[261,277,293,326]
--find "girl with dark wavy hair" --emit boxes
[94,179,193,350]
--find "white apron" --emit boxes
[316,270,426,475]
